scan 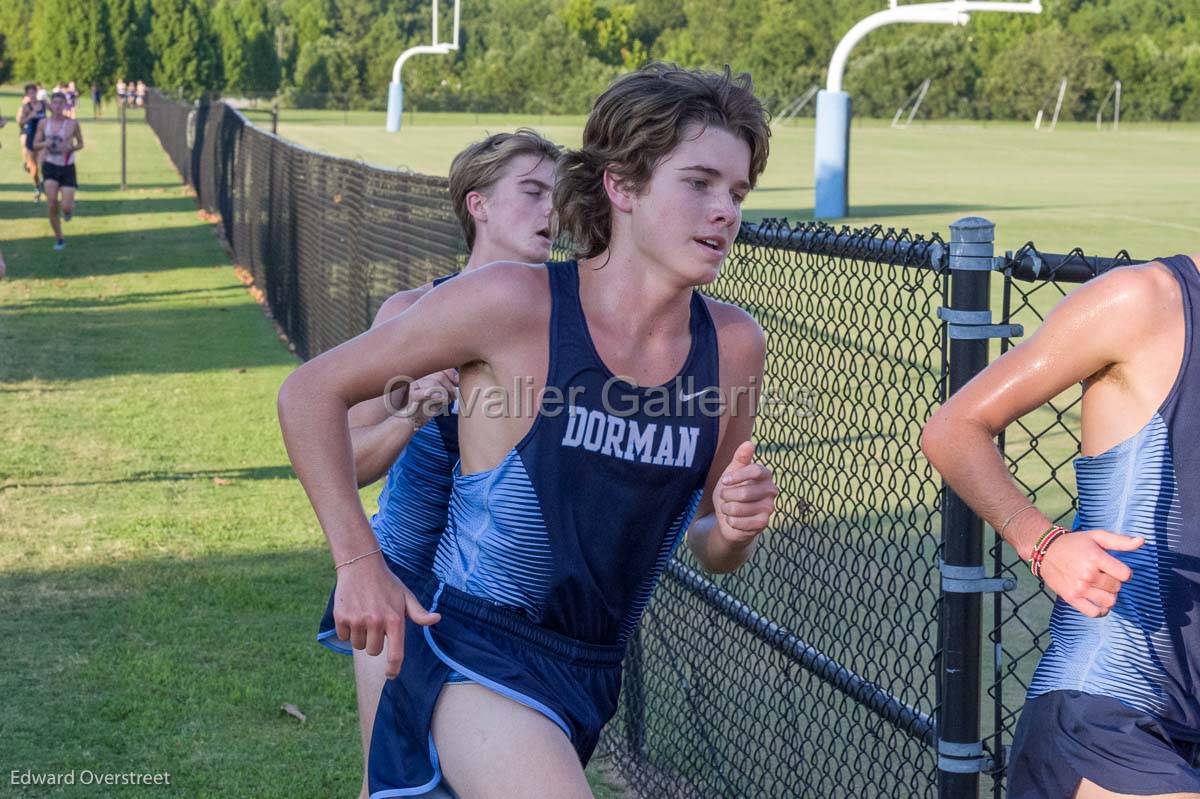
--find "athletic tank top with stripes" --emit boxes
[44,117,73,166]
[370,272,460,577]
[431,260,721,646]
[1029,254,1200,739]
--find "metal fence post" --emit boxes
[937,217,996,798]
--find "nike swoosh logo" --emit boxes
[679,389,713,402]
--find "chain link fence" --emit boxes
[145,89,1140,799]
[594,224,949,798]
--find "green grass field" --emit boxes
[0,87,623,798]
[272,106,1200,259]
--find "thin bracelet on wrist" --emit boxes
[334,546,381,571]
[998,503,1037,538]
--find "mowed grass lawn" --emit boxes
[276,107,1200,258]
[0,88,623,798]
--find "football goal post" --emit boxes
[814,0,1042,219]
[386,0,461,132]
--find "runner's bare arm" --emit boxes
[69,121,83,153]
[686,302,777,573]
[279,263,539,675]
[922,265,1169,616]
[280,263,535,557]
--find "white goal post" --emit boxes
[814,0,1042,218]
[386,0,461,132]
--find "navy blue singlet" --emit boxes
[1028,254,1200,735]
[368,259,722,796]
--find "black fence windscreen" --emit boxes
[147,91,466,359]
[145,89,1140,799]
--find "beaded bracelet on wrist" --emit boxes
[1029,526,1068,578]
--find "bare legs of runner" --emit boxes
[45,182,75,246]
[431,684,594,799]
[23,145,40,200]
[46,179,63,244]
[352,648,389,799]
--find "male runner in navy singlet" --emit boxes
[315,128,561,799]
[280,63,780,798]
[16,84,46,202]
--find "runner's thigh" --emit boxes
[431,683,592,799]
[352,645,390,744]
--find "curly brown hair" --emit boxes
[448,129,562,249]
[554,63,770,259]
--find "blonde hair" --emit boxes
[555,63,771,259]
[448,129,562,249]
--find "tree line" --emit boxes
[1,0,1198,121]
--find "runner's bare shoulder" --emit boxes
[701,296,766,365]
[372,283,435,328]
